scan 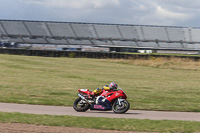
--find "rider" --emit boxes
[91,82,118,110]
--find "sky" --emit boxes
[0,0,200,27]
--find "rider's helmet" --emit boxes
[109,82,118,90]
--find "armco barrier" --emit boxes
[0,48,200,60]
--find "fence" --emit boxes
[1,48,200,61]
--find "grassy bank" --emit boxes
[0,112,200,133]
[0,54,200,111]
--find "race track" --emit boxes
[0,103,200,122]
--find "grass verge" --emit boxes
[0,112,200,133]
[1,54,200,112]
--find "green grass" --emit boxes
[1,54,200,112]
[0,112,200,133]
[1,54,200,132]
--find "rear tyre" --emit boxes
[112,99,130,114]
[73,97,90,112]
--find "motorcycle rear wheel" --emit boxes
[112,100,130,114]
[73,97,90,112]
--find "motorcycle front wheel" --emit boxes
[73,97,90,112]
[112,99,130,114]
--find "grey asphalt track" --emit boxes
[0,103,200,122]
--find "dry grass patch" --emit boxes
[105,57,200,70]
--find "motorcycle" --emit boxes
[73,88,130,114]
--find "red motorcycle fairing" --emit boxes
[78,89,91,96]
[78,89,127,102]
[100,90,127,102]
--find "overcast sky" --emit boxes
[0,0,200,27]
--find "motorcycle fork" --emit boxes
[118,98,121,106]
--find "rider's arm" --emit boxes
[102,85,110,91]
[92,88,103,95]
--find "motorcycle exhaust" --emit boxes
[78,93,92,105]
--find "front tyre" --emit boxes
[112,99,130,114]
[73,97,90,112]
